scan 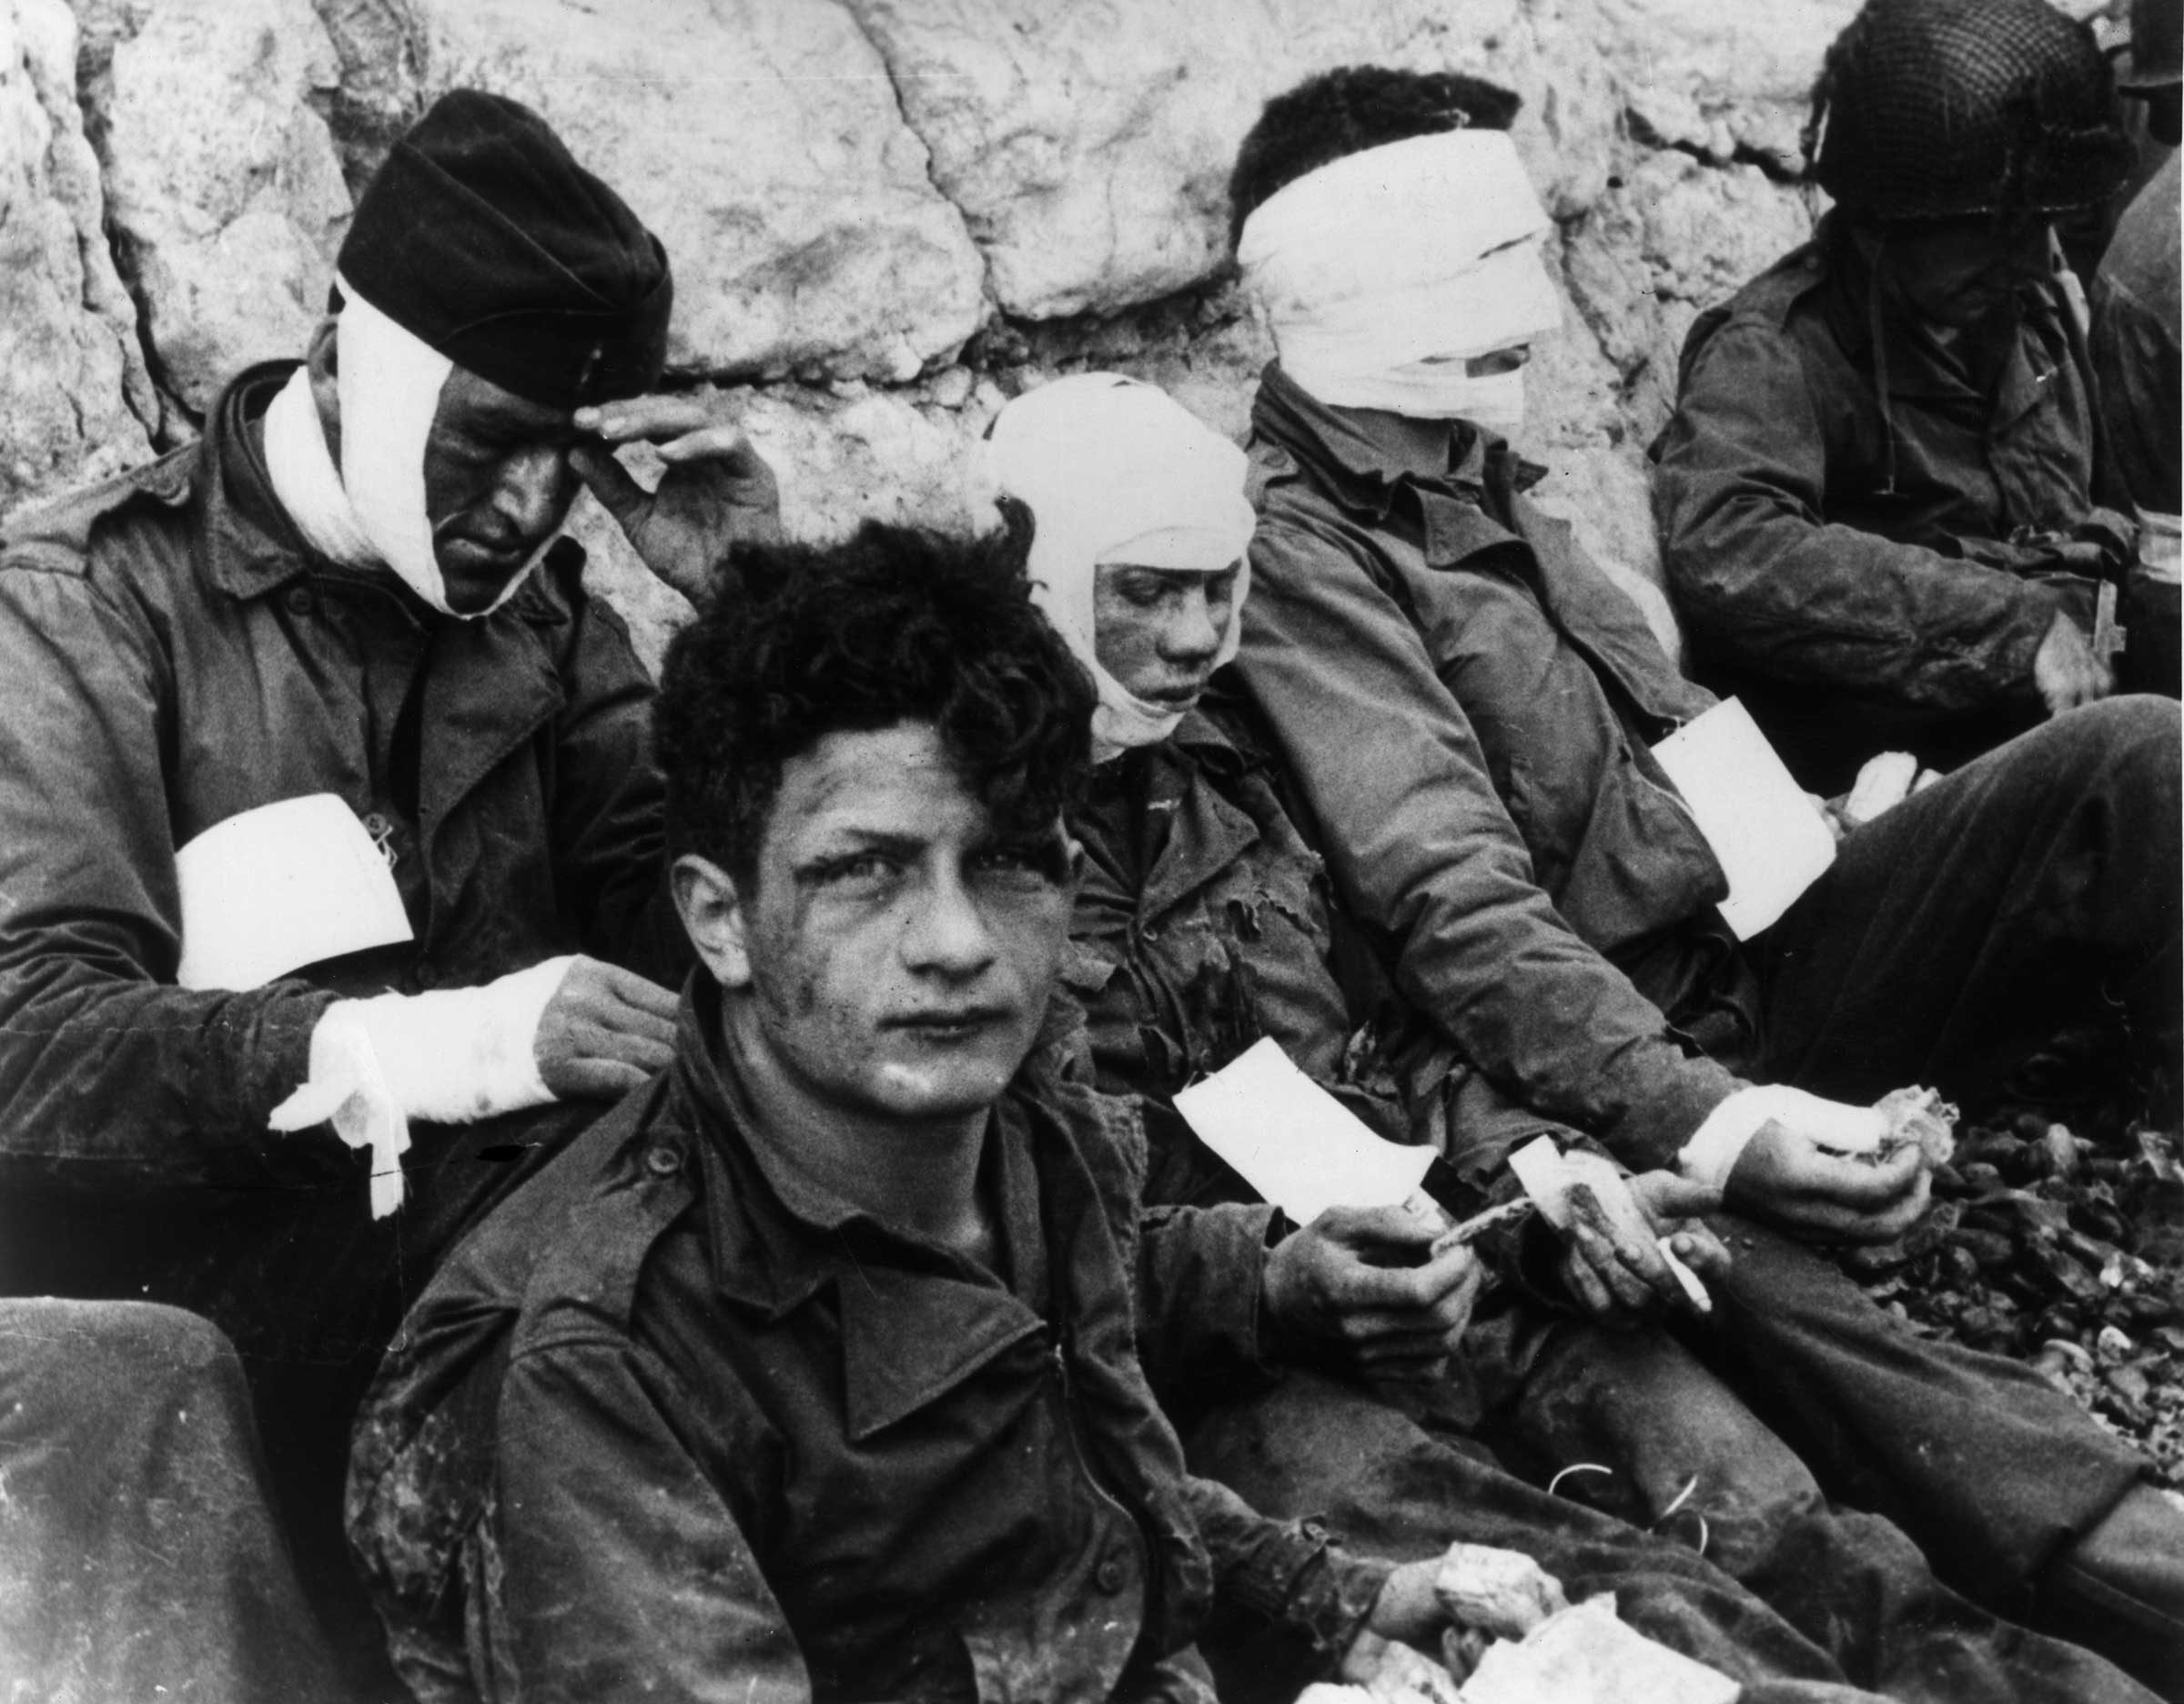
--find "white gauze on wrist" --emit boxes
[268,956,576,1218]
[1675,1084,1891,1192]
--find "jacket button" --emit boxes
[411,962,440,990]
[1095,1553,1128,1594]
[644,1146,682,1178]
[285,586,315,615]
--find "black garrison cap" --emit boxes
[337,89,673,411]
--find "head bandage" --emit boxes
[986,374,1257,763]
[1238,130,1562,426]
[261,276,548,618]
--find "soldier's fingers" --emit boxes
[574,394,713,444]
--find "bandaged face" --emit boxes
[1238,129,1562,429]
[1091,562,1245,715]
[327,280,580,616]
[1407,340,1535,437]
[986,373,1258,762]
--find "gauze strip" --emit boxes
[986,373,1257,762]
[262,365,379,569]
[268,956,575,1219]
[336,275,455,611]
[1239,130,1562,421]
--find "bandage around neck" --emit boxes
[1239,129,1562,421]
[986,373,1257,762]
[263,276,547,619]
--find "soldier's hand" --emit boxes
[1553,1168,1724,1320]
[571,392,782,605]
[1724,1119,1929,1243]
[1334,1628,1465,1703]
[1259,1203,1483,1384]
[534,957,679,1100]
[2033,610,2113,717]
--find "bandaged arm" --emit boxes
[268,957,576,1217]
[1673,1082,1890,1192]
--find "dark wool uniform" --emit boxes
[0,88,681,1689]
[0,365,675,1686]
[1230,360,2177,1623]
[2093,153,2183,521]
[1651,221,2109,788]
[2090,153,2183,699]
[0,1300,349,1704]
[1062,695,2160,1704]
[0,367,672,1315]
[347,983,1391,1704]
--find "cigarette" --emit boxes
[1431,1196,1537,1256]
[1657,1236,1713,1314]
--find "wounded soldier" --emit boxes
[0,87,770,1672]
[348,523,1597,1702]
[1652,0,2141,786]
[1221,64,2183,1694]
[988,368,2159,1704]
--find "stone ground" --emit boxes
[1848,1037,2184,1489]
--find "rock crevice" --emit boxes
[13,0,1857,673]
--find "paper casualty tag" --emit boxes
[1651,697,1835,940]
[1508,1137,1710,1312]
[1172,1037,1433,1225]
[177,794,413,991]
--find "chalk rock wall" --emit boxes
[4,0,1868,670]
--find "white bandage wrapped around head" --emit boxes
[986,373,1258,762]
[1238,130,1562,425]
[261,273,546,620]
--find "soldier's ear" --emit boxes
[671,854,753,989]
[305,315,343,462]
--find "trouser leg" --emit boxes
[1697,1216,2182,1699]
[1187,1367,2156,1704]
[1497,1315,1825,1581]
[1760,695,2181,1120]
[1744,699,2184,1683]
[0,1299,355,1704]
[1698,1218,2149,1604]
[2034,1485,2184,1703]
[1182,1367,1860,1700]
[1476,1312,2158,1702]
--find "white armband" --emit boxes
[268,957,577,1218]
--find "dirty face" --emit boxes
[1091,562,1242,714]
[421,366,581,612]
[727,721,1077,1128]
[1866,216,2051,331]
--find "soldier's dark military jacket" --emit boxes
[1652,218,2106,786]
[0,363,672,1344]
[347,984,1390,1704]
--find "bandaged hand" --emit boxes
[1259,1203,1483,1384]
[571,391,782,606]
[1346,1542,1568,1699]
[2032,610,2113,717]
[1684,1084,1929,1244]
[268,955,672,1218]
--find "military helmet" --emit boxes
[1805,0,2133,221]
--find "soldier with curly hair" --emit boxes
[345,521,1569,1704]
